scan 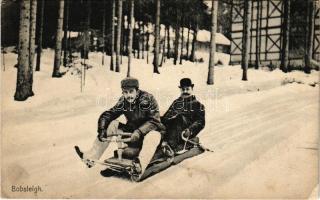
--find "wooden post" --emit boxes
[281,0,290,72]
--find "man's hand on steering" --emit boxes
[98,129,107,142]
[130,130,141,142]
[182,128,192,138]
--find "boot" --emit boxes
[74,146,95,168]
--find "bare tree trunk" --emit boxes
[63,0,69,67]
[281,0,290,73]
[36,0,45,71]
[241,0,252,81]
[115,0,123,72]
[121,12,124,65]
[68,30,72,62]
[174,26,180,65]
[190,23,198,62]
[186,25,190,60]
[146,32,150,64]
[153,0,160,73]
[15,0,34,101]
[137,22,141,59]
[29,0,37,72]
[160,35,164,66]
[102,0,106,66]
[207,0,218,85]
[110,0,115,71]
[160,26,166,66]
[52,0,64,77]
[142,23,145,59]
[127,0,134,77]
[179,24,184,64]
[305,0,314,73]
[166,25,170,58]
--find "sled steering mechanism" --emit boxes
[100,131,132,160]
[176,130,214,155]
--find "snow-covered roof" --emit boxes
[159,26,230,46]
[197,30,230,46]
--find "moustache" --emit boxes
[182,92,190,95]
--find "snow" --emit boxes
[1,49,319,198]
[197,29,231,46]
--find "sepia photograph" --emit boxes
[1,0,319,198]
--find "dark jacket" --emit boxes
[161,95,205,150]
[98,90,164,148]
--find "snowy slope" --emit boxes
[1,50,319,198]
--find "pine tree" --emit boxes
[14,0,34,101]
[115,0,123,72]
[102,0,106,66]
[36,0,45,71]
[241,0,252,81]
[305,0,314,73]
[110,0,116,71]
[29,0,37,76]
[280,0,290,73]
[63,0,69,67]
[52,0,65,77]
[207,0,218,85]
[127,0,134,77]
[153,0,160,73]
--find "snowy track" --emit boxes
[1,51,319,198]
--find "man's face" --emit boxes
[180,86,193,98]
[122,88,138,103]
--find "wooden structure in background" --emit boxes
[230,0,320,67]
[314,2,320,61]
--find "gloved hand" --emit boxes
[98,129,107,142]
[130,130,141,142]
[182,128,192,138]
[161,141,168,147]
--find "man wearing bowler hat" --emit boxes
[161,78,205,152]
[75,77,164,170]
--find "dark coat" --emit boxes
[161,95,205,150]
[98,90,164,148]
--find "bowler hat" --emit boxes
[121,77,139,89]
[179,78,194,88]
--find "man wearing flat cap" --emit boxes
[75,77,164,169]
[161,78,205,152]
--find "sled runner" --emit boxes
[75,131,212,182]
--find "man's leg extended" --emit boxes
[82,120,120,161]
[138,131,161,172]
